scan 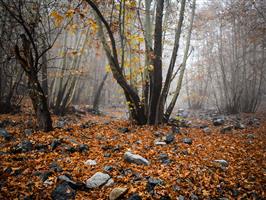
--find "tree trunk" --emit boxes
[93,72,109,111]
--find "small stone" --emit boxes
[104,153,111,157]
[159,153,170,164]
[65,146,76,153]
[160,195,171,200]
[58,175,76,185]
[55,120,65,129]
[172,126,180,134]
[234,122,245,130]
[51,182,76,200]
[124,151,150,166]
[247,134,255,139]
[165,133,175,144]
[104,166,113,172]
[118,127,129,133]
[11,140,33,153]
[109,187,128,200]
[155,141,167,146]
[190,194,199,200]
[220,125,233,134]
[178,195,185,200]
[203,127,211,134]
[154,131,163,137]
[77,144,89,152]
[51,139,61,150]
[24,129,33,136]
[173,185,181,191]
[128,193,142,200]
[50,162,63,172]
[213,159,229,167]
[84,159,97,166]
[105,178,115,187]
[86,172,110,188]
[182,138,192,145]
[0,128,12,141]
[213,117,225,126]
[146,177,163,193]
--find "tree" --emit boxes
[85,0,197,125]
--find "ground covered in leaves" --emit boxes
[0,111,265,200]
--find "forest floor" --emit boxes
[0,109,265,200]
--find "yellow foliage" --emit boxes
[50,10,64,27]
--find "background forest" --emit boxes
[0,0,265,199]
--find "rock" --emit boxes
[0,128,12,141]
[50,162,63,172]
[118,127,130,133]
[203,127,211,134]
[154,131,163,137]
[51,139,62,150]
[155,141,167,146]
[58,175,76,185]
[105,178,115,187]
[160,195,171,200]
[199,124,209,129]
[84,159,97,166]
[124,152,150,166]
[104,166,114,172]
[86,172,110,188]
[77,144,89,152]
[159,153,170,164]
[190,194,199,200]
[35,144,48,151]
[55,120,65,129]
[213,159,229,167]
[173,185,181,191]
[182,138,193,145]
[178,195,185,200]
[11,140,33,153]
[51,181,76,200]
[172,126,180,134]
[146,177,163,193]
[104,153,111,157]
[24,129,33,136]
[213,117,225,126]
[247,134,255,139]
[165,133,175,144]
[34,170,53,182]
[234,122,245,130]
[220,125,233,134]
[128,193,142,200]
[65,146,76,153]
[109,187,128,200]
[247,118,260,126]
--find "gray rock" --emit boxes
[190,194,199,200]
[118,127,129,133]
[213,159,229,167]
[86,172,110,188]
[247,134,255,139]
[105,178,115,187]
[58,175,76,185]
[109,187,128,200]
[182,138,193,145]
[124,151,150,165]
[154,131,163,137]
[0,128,12,140]
[155,141,167,146]
[51,181,76,200]
[213,117,225,126]
[146,177,163,193]
[51,139,61,150]
[104,166,114,172]
[203,127,211,134]
[172,126,180,134]
[128,193,142,200]
[159,153,170,164]
[234,122,245,130]
[55,120,65,129]
[84,159,97,166]
[165,133,175,144]
[178,195,185,200]
[24,129,33,136]
[220,125,233,134]
[50,162,63,172]
[77,144,89,152]
[11,140,33,153]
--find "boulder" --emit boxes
[203,127,211,134]
[109,187,128,200]
[213,117,225,126]
[220,125,233,134]
[124,152,150,166]
[86,172,110,188]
